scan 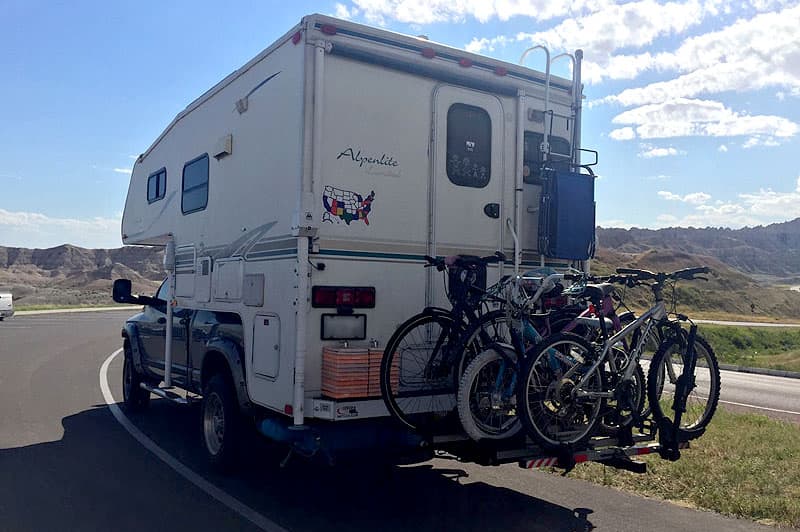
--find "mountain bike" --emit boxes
[379,252,511,433]
[455,271,640,441]
[517,267,721,450]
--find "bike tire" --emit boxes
[457,344,522,441]
[646,333,720,438]
[380,312,459,432]
[517,332,605,449]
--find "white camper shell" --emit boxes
[122,14,592,426]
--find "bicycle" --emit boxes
[517,266,721,450]
[455,271,641,442]
[379,252,512,433]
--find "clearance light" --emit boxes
[459,58,473,68]
[320,24,338,35]
[494,66,508,76]
[421,47,436,59]
[312,286,376,308]
[292,31,302,45]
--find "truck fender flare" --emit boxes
[121,323,146,375]
[202,338,249,409]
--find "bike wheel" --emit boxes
[380,312,459,432]
[457,344,522,441]
[646,333,720,438]
[518,333,605,449]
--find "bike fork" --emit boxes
[659,322,700,460]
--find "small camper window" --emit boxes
[523,132,571,183]
[147,168,167,203]
[182,154,209,214]
[446,104,491,188]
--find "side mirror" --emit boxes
[113,279,136,304]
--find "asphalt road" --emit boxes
[0,310,791,532]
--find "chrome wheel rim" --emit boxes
[203,393,225,455]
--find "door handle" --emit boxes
[484,203,500,219]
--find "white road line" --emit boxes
[100,350,289,532]
[718,399,800,416]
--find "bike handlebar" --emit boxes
[424,252,507,271]
[613,266,711,284]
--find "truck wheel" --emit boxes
[123,345,150,411]
[202,373,243,470]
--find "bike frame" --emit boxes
[573,300,668,399]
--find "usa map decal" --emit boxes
[322,186,376,225]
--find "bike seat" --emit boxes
[584,283,616,301]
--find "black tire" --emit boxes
[202,373,244,470]
[122,344,150,411]
[517,332,605,449]
[646,333,720,438]
[457,344,522,441]
[380,312,459,433]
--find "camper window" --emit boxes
[523,132,570,183]
[147,168,167,203]
[446,103,491,188]
[181,154,209,214]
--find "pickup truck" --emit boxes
[116,279,251,468]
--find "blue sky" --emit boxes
[1,0,798,248]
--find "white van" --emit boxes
[0,292,13,320]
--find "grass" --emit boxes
[566,408,800,528]
[698,324,800,372]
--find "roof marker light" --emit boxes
[320,24,338,35]
[421,47,436,59]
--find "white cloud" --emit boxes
[597,4,800,100]
[349,0,599,25]
[611,98,799,140]
[742,136,781,149]
[113,168,131,174]
[597,219,636,229]
[658,190,711,204]
[515,0,706,58]
[639,146,679,158]
[718,144,728,152]
[609,127,636,140]
[0,209,122,249]
[654,176,800,228]
[334,3,358,19]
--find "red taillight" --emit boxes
[421,47,436,59]
[284,404,293,415]
[320,24,338,35]
[312,286,376,308]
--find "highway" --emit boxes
[0,310,791,532]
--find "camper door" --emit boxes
[432,86,504,257]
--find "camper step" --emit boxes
[139,383,190,405]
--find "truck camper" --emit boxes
[114,13,601,468]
